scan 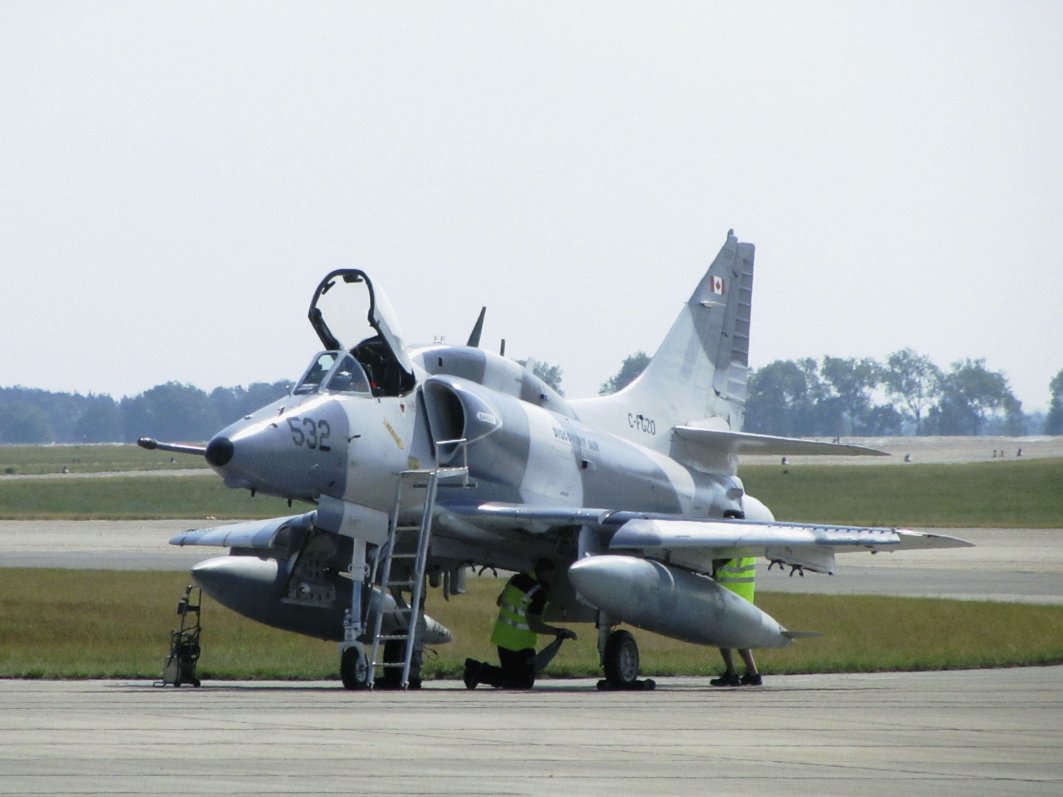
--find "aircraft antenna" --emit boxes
[467,306,487,347]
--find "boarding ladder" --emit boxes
[365,441,468,689]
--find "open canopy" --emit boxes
[307,269,416,396]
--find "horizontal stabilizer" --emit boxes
[673,426,889,457]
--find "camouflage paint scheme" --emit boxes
[156,232,970,686]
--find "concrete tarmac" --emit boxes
[2,437,1061,795]
[1,668,1061,796]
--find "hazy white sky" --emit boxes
[3,2,1061,411]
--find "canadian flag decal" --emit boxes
[710,275,725,295]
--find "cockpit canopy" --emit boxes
[294,351,372,396]
[308,269,416,396]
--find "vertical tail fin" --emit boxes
[573,230,755,452]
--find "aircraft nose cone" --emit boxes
[205,436,234,467]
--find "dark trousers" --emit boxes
[477,646,535,689]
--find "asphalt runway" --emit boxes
[1,668,1060,796]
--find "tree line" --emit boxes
[0,382,289,445]
[1,349,1059,444]
[584,349,1057,437]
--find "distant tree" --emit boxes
[517,360,565,396]
[745,359,816,435]
[864,403,905,435]
[532,362,564,396]
[72,394,123,442]
[926,359,1021,436]
[0,401,55,443]
[599,352,650,396]
[1046,369,1063,435]
[121,382,220,442]
[882,349,943,435]
[0,387,88,442]
[210,381,290,427]
[995,395,1026,435]
[819,356,883,435]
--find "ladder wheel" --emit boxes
[603,630,640,687]
[340,646,370,690]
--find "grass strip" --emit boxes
[2,454,1060,527]
[2,569,1061,681]
[740,458,1063,527]
[0,475,295,520]
[0,444,206,475]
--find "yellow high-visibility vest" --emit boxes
[716,557,756,603]
[490,576,541,651]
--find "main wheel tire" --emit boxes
[340,645,370,690]
[602,629,640,687]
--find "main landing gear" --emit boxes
[597,623,655,691]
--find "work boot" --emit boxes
[741,673,763,686]
[463,658,480,690]
[710,672,742,687]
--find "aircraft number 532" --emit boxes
[287,417,332,452]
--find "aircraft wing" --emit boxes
[170,503,971,578]
[439,502,971,575]
[608,517,970,575]
[673,426,889,457]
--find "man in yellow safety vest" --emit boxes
[711,556,763,686]
[463,558,576,689]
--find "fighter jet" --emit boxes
[141,230,970,689]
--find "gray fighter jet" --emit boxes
[142,230,970,689]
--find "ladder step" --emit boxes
[436,466,468,478]
[366,464,452,690]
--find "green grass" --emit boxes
[2,570,1061,680]
[2,446,1061,527]
[0,444,206,475]
[6,452,1063,527]
[740,458,1063,527]
[0,474,296,519]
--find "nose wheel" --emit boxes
[340,644,370,690]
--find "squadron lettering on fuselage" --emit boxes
[552,427,601,452]
[627,413,657,435]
